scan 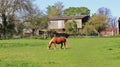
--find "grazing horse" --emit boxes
[48,36,67,49]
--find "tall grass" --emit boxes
[0,37,120,67]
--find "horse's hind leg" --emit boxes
[60,43,63,49]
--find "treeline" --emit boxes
[0,1,118,39]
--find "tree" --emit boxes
[97,7,111,17]
[0,0,35,38]
[47,6,58,18]
[97,7,117,28]
[0,24,3,36]
[65,20,77,34]
[82,23,97,35]
[83,14,107,35]
[23,11,48,36]
[109,17,117,28]
[54,1,64,16]
[46,1,64,18]
[30,16,48,29]
[16,23,25,35]
[64,7,90,16]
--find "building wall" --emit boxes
[76,19,82,28]
[48,19,82,30]
[23,28,33,37]
[100,28,118,36]
[48,20,65,29]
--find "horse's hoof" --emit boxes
[64,48,66,50]
[47,47,50,50]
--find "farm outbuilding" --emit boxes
[100,28,118,36]
[48,15,89,32]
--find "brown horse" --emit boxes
[48,36,67,49]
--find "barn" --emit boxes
[48,15,89,33]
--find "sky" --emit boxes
[34,0,120,18]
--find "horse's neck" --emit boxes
[49,38,54,45]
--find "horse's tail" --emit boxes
[65,38,69,48]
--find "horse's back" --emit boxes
[51,37,66,44]
[57,37,66,43]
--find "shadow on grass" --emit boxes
[0,43,46,48]
[48,47,71,50]
[0,60,41,67]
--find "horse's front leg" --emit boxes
[53,43,56,50]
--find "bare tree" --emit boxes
[54,1,64,16]
[97,7,112,17]
[109,17,117,28]
[46,1,64,18]
[97,7,117,28]
[0,0,35,38]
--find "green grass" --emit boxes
[0,37,120,67]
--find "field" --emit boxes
[0,37,120,67]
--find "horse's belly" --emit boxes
[56,40,65,44]
[56,42,61,44]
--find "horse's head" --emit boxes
[47,37,55,49]
[48,44,51,49]
[48,41,52,49]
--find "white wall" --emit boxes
[75,19,82,28]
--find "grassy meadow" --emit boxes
[0,37,120,67]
